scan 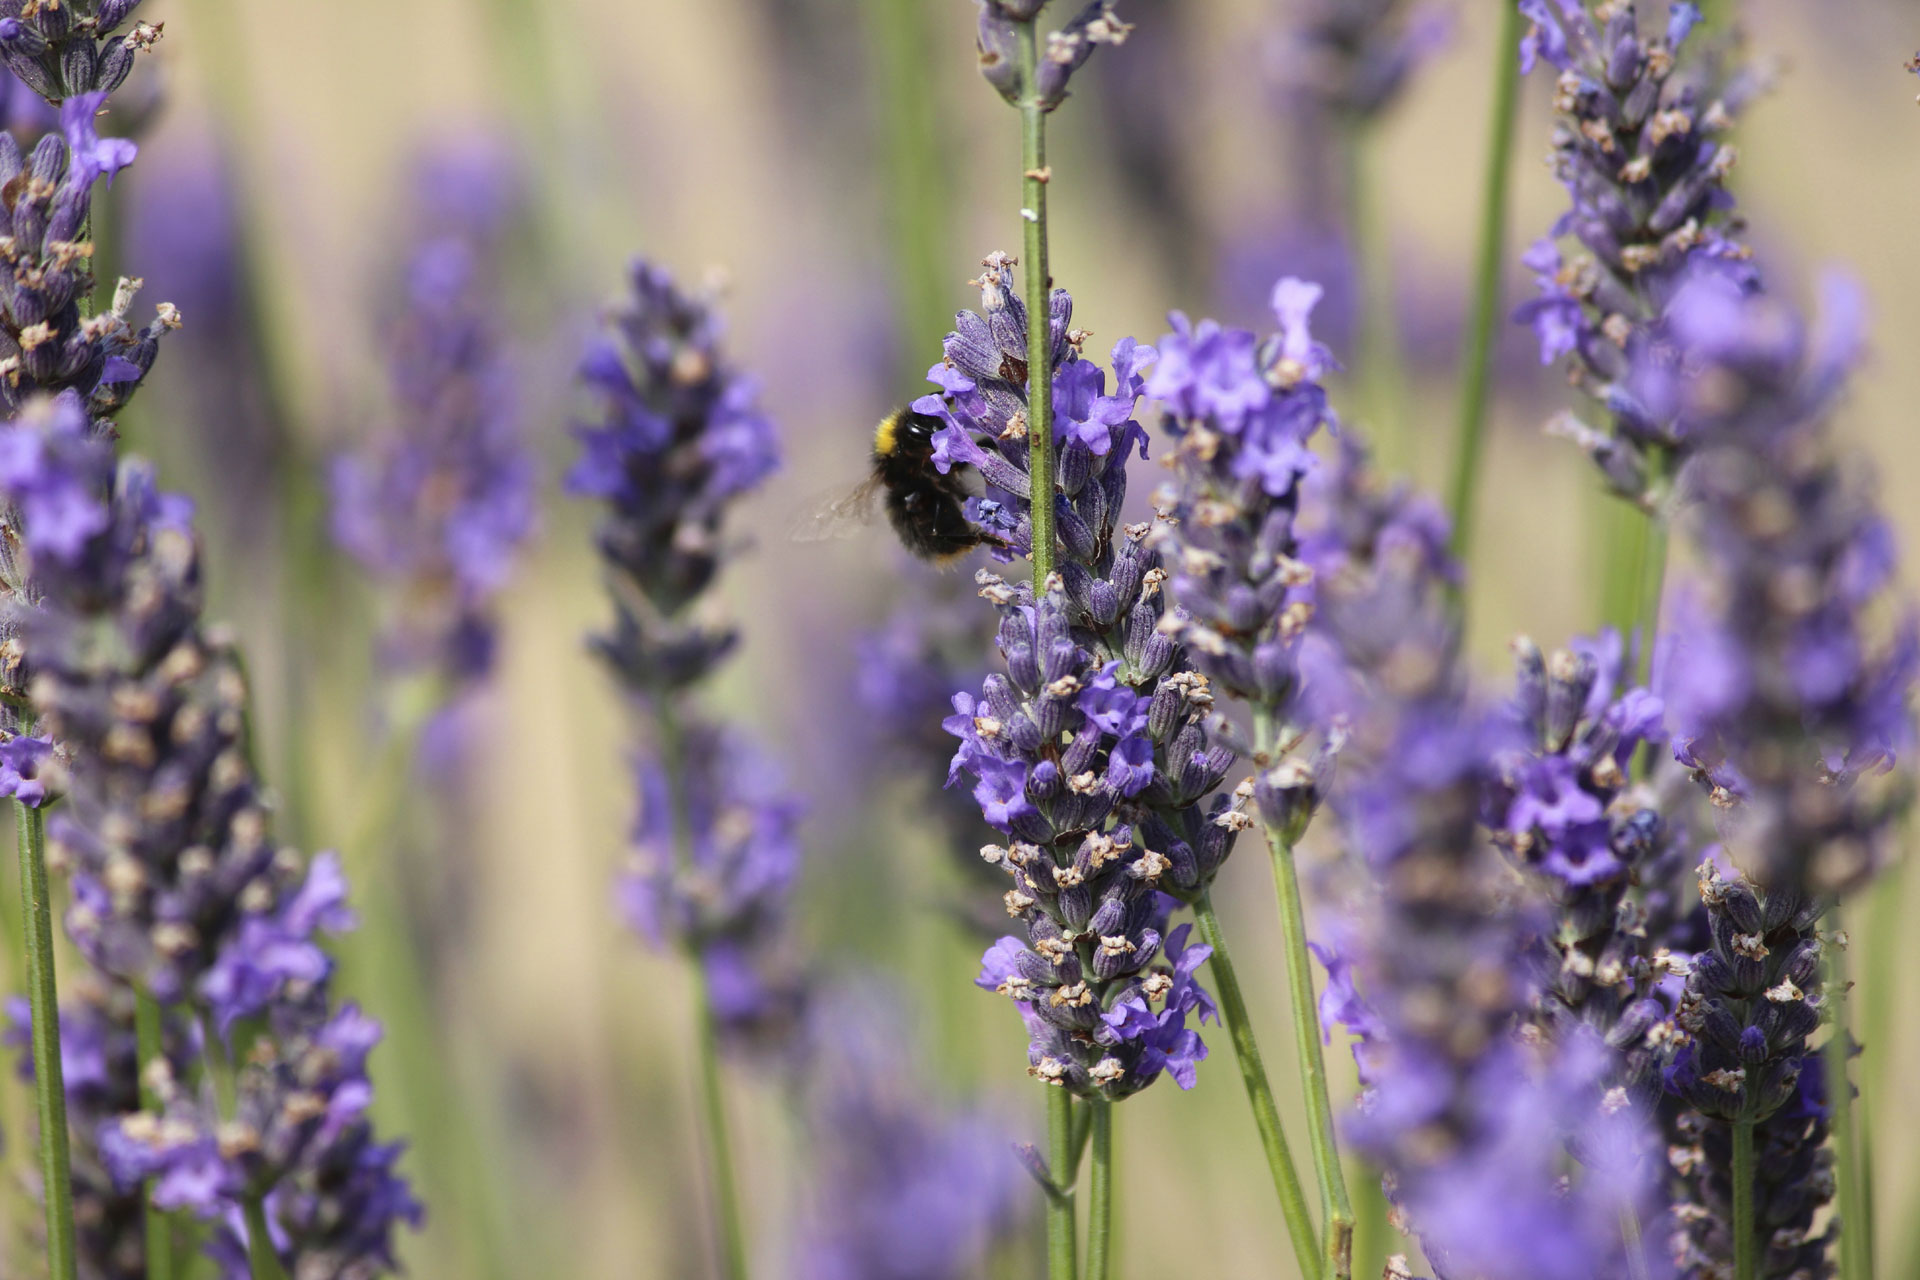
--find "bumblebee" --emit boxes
[795,408,1005,563]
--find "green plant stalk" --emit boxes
[1046,1086,1079,1280]
[1016,20,1056,586]
[1446,0,1527,570]
[1826,926,1867,1280]
[135,990,177,1280]
[1348,1162,1389,1280]
[1342,117,1413,472]
[17,793,77,1280]
[657,704,749,1280]
[866,0,953,378]
[1086,1100,1114,1280]
[1628,456,1672,689]
[1252,708,1353,1280]
[1618,1205,1652,1280]
[1191,889,1321,1280]
[1731,1117,1756,1280]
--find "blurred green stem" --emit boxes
[1826,924,1867,1280]
[1253,710,1353,1280]
[1046,1087,1078,1280]
[1619,1205,1651,1280]
[1086,1101,1113,1280]
[866,0,952,375]
[1731,1117,1756,1280]
[1016,20,1056,585]
[1342,117,1411,471]
[16,789,76,1280]
[135,990,177,1280]
[658,704,749,1280]
[1446,0,1526,575]
[1191,889,1321,1280]
[1349,1164,1389,1280]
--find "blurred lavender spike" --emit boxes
[0,394,421,1272]
[329,139,537,696]
[1303,441,1665,1280]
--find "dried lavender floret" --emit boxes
[0,0,160,104]
[972,1,1132,110]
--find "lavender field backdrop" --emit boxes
[0,1,1916,1278]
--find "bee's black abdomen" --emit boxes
[871,407,1000,562]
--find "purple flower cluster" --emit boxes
[1303,442,1660,1280]
[0,394,420,1272]
[0,0,159,104]
[101,1000,423,1277]
[1147,277,1336,831]
[922,254,1234,1098]
[329,141,535,689]
[1514,0,1761,502]
[7,975,194,1280]
[0,94,173,427]
[567,260,779,694]
[569,261,801,1041]
[1650,275,1916,897]
[794,985,1024,1280]
[973,1,1132,112]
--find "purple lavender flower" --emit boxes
[1514,0,1762,502]
[7,976,194,1280]
[1304,441,1662,1280]
[329,141,535,690]
[920,253,1235,1100]
[1274,0,1447,122]
[0,99,175,427]
[794,984,1024,1280]
[100,1001,424,1277]
[972,2,1132,111]
[1649,274,1916,897]
[0,0,159,104]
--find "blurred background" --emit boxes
[1,0,1917,1276]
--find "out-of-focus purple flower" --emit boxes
[330,141,535,691]
[927,253,1234,1101]
[1271,0,1448,121]
[1651,276,1916,896]
[1304,441,1662,1280]
[1514,0,1763,502]
[569,261,778,695]
[794,984,1025,1280]
[100,1001,424,1276]
[0,729,52,805]
[8,977,196,1280]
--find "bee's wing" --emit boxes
[789,475,884,543]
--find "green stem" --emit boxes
[865,0,952,379]
[1267,833,1354,1280]
[1191,889,1321,1280]
[16,796,76,1280]
[689,960,749,1280]
[1628,455,1672,688]
[1732,1117,1757,1280]
[1086,1100,1114,1280]
[1045,1086,1078,1280]
[1015,19,1056,586]
[1341,117,1412,472]
[1619,1205,1651,1280]
[243,1197,287,1280]
[1446,0,1527,572]
[1827,927,1867,1280]
[134,990,176,1280]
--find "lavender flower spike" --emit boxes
[1305,442,1662,1280]
[0,0,160,104]
[1514,0,1759,502]
[330,142,535,696]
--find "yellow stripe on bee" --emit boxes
[873,409,904,457]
